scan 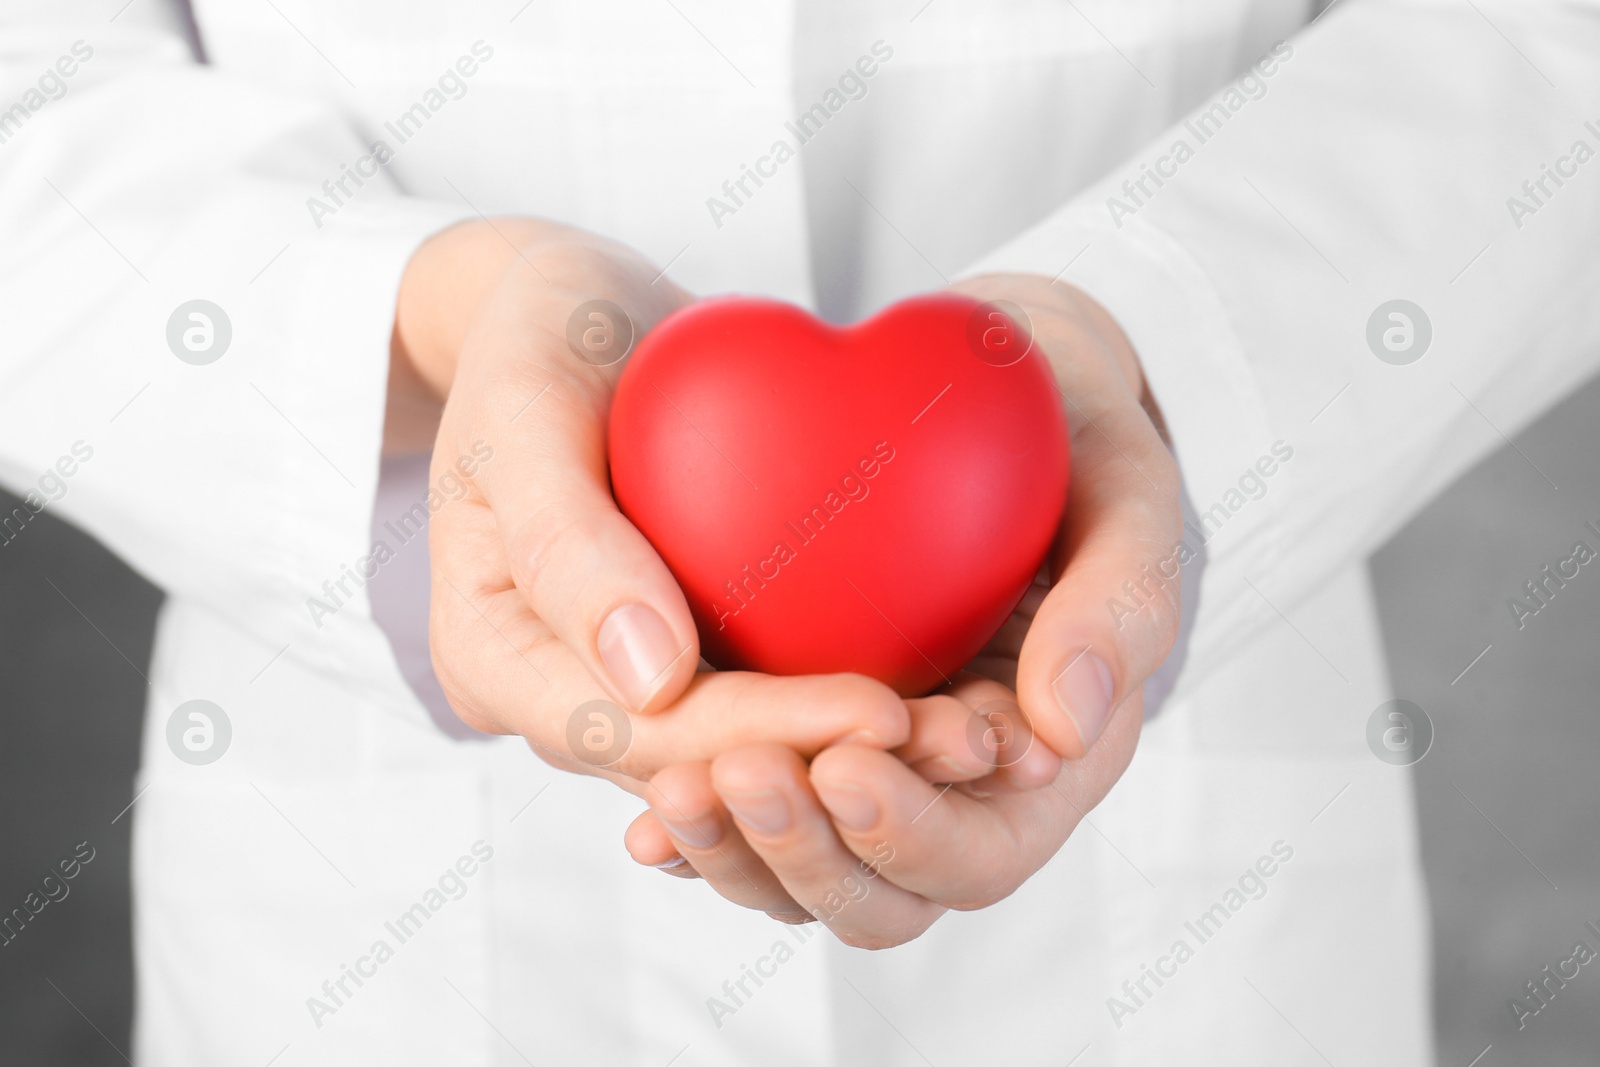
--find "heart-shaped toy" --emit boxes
[608,293,1069,697]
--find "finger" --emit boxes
[454,258,700,716]
[712,744,944,949]
[947,278,1180,760]
[596,670,912,782]
[623,809,698,878]
[955,701,1061,797]
[1021,333,1181,759]
[891,694,996,783]
[811,689,1143,909]
[946,674,1062,794]
[645,762,801,916]
[814,747,1012,908]
[890,674,1060,791]
[428,530,912,777]
[972,574,1048,666]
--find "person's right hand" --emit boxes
[393,219,924,795]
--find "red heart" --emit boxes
[608,293,1069,697]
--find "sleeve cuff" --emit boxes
[253,198,473,643]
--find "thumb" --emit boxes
[1016,368,1183,761]
[458,284,700,715]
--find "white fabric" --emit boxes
[4,0,1599,1063]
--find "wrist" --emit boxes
[392,219,691,399]
[393,217,562,400]
[386,217,577,455]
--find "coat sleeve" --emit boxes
[0,2,468,645]
[965,0,1600,696]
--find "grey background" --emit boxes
[0,489,158,1065]
[1373,369,1600,1065]
[2,372,1597,1063]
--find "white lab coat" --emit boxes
[3,0,1599,1063]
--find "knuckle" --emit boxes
[509,505,595,610]
[1136,550,1184,653]
[1108,538,1184,661]
[831,675,912,748]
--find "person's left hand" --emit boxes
[622,273,1181,944]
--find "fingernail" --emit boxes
[652,855,688,869]
[660,811,722,849]
[813,780,879,832]
[721,789,791,836]
[599,603,681,710]
[1053,650,1114,752]
[1001,735,1061,790]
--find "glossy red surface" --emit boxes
[608,294,1069,696]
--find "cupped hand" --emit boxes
[395,219,916,790]
[627,274,1183,944]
